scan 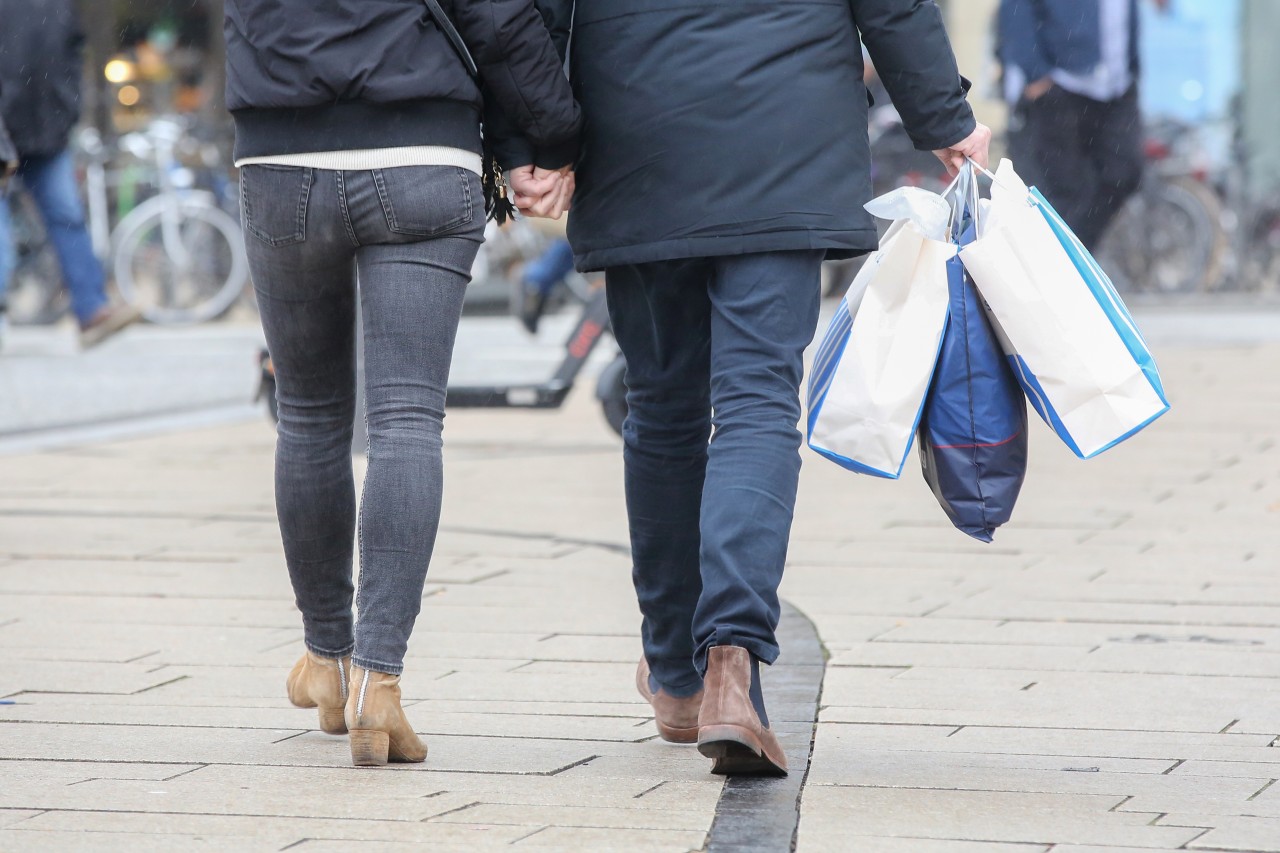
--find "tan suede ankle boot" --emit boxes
[345,665,427,767]
[285,651,351,735]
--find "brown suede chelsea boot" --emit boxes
[345,665,427,767]
[696,645,788,776]
[636,657,703,743]
[285,651,351,735]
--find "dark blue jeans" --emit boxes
[605,251,823,695]
[243,164,484,674]
[0,149,108,324]
[524,238,575,297]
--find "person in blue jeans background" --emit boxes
[516,238,575,334]
[0,0,141,349]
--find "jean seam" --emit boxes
[336,171,361,248]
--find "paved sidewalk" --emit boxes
[787,342,1280,852]
[0,334,1278,851]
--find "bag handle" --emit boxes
[422,0,479,78]
[944,161,982,239]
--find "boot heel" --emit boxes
[350,729,390,767]
[318,707,348,735]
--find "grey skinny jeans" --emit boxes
[243,164,483,674]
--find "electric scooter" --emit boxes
[257,288,628,441]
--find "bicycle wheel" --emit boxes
[113,193,249,324]
[1100,177,1220,294]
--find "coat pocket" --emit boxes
[373,167,475,237]
[241,165,313,247]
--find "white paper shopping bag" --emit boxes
[807,221,955,478]
[959,159,1169,459]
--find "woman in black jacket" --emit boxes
[226,0,580,767]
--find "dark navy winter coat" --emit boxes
[534,0,976,270]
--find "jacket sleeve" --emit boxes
[851,0,976,151]
[449,0,581,169]
[997,0,1053,87]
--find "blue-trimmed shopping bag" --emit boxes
[959,159,1170,459]
[807,218,955,479]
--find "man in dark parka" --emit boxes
[515,0,990,775]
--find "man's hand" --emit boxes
[1023,77,1055,101]
[932,122,993,178]
[509,165,574,220]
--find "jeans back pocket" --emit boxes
[241,165,313,247]
[373,167,476,238]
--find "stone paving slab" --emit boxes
[0,333,1276,851]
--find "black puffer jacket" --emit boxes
[0,0,84,159]
[225,0,581,168]
[536,0,975,270]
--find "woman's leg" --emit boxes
[244,166,359,660]
[351,232,481,674]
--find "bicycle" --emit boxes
[5,119,249,326]
[1097,119,1226,294]
[111,118,249,324]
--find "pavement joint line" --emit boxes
[510,825,551,844]
[438,525,630,555]
[0,402,262,456]
[421,801,482,821]
[705,602,823,853]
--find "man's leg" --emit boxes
[689,250,823,776]
[1078,86,1145,249]
[20,150,108,326]
[605,258,713,697]
[693,251,823,675]
[1007,89,1098,241]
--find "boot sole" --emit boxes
[698,724,788,776]
[656,722,699,744]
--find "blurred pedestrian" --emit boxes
[0,0,141,349]
[516,237,575,333]
[999,0,1170,250]
[225,0,579,767]
[515,0,989,776]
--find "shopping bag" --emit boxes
[807,218,955,478]
[919,214,1028,542]
[959,159,1170,458]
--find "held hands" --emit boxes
[932,122,993,178]
[509,165,575,220]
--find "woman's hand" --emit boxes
[510,165,575,220]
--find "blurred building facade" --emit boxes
[76,0,225,138]
[943,0,1277,197]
